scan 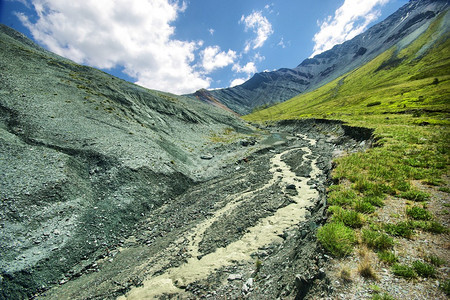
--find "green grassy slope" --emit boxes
[244,11,450,274]
[245,12,450,122]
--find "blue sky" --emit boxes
[0,0,408,94]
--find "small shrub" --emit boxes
[355,200,376,214]
[391,263,417,279]
[426,254,445,267]
[400,190,430,202]
[378,251,398,264]
[412,260,436,277]
[383,221,414,238]
[317,222,356,257]
[362,229,394,250]
[406,206,432,220]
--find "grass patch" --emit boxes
[328,189,357,207]
[317,222,356,257]
[440,280,450,296]
[383,221,414,238]
[412,260,436,277]
[426,254,446,267]
[339,267,352,283]
[400,190,430,202]
[377,251,398,265]
[391,263,417,279]
[362,229,394,250]
[358,259,378,280]
[364,196,385,207]
[354,200,376,214]
[372,293,395,300]
[439,187,450,193]
[414,220,448,234]
[406,206,432,220]
[328,207,364,228]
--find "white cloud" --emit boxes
[200,46,237,72]
[264,3,274,14]
[16,0,209,94]
[230,78,246,87]
[208,28,214,35]
[240,11,273,52]
[232,62,257,75]
[311,0,390,57]
[230,61,258,87]
[253,53,265,62]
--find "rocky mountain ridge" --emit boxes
[189,0,449,115]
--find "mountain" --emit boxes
[0,24,255,298]
[189,0,449,115]
[245,6,449,121]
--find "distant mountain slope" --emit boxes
[245,9,450,121]
[191,0,449,115]
[0,24,253,299]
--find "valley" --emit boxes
[37,120,372,299]
[1,0,449,299]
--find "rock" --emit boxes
[227,274,242,281]
[200,154,214,160]
[240,140,250,146]
[286,184,296,190]
[242,278,253,294]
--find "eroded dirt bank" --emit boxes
[35,119,373,300]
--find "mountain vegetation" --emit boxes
[245,10,449,298]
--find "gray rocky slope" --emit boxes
[0,24,254,298]
[188,0,449,115]
[0,24,376,299]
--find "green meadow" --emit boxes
[245,14,449,259]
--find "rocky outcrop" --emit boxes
[188,0,449,115]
